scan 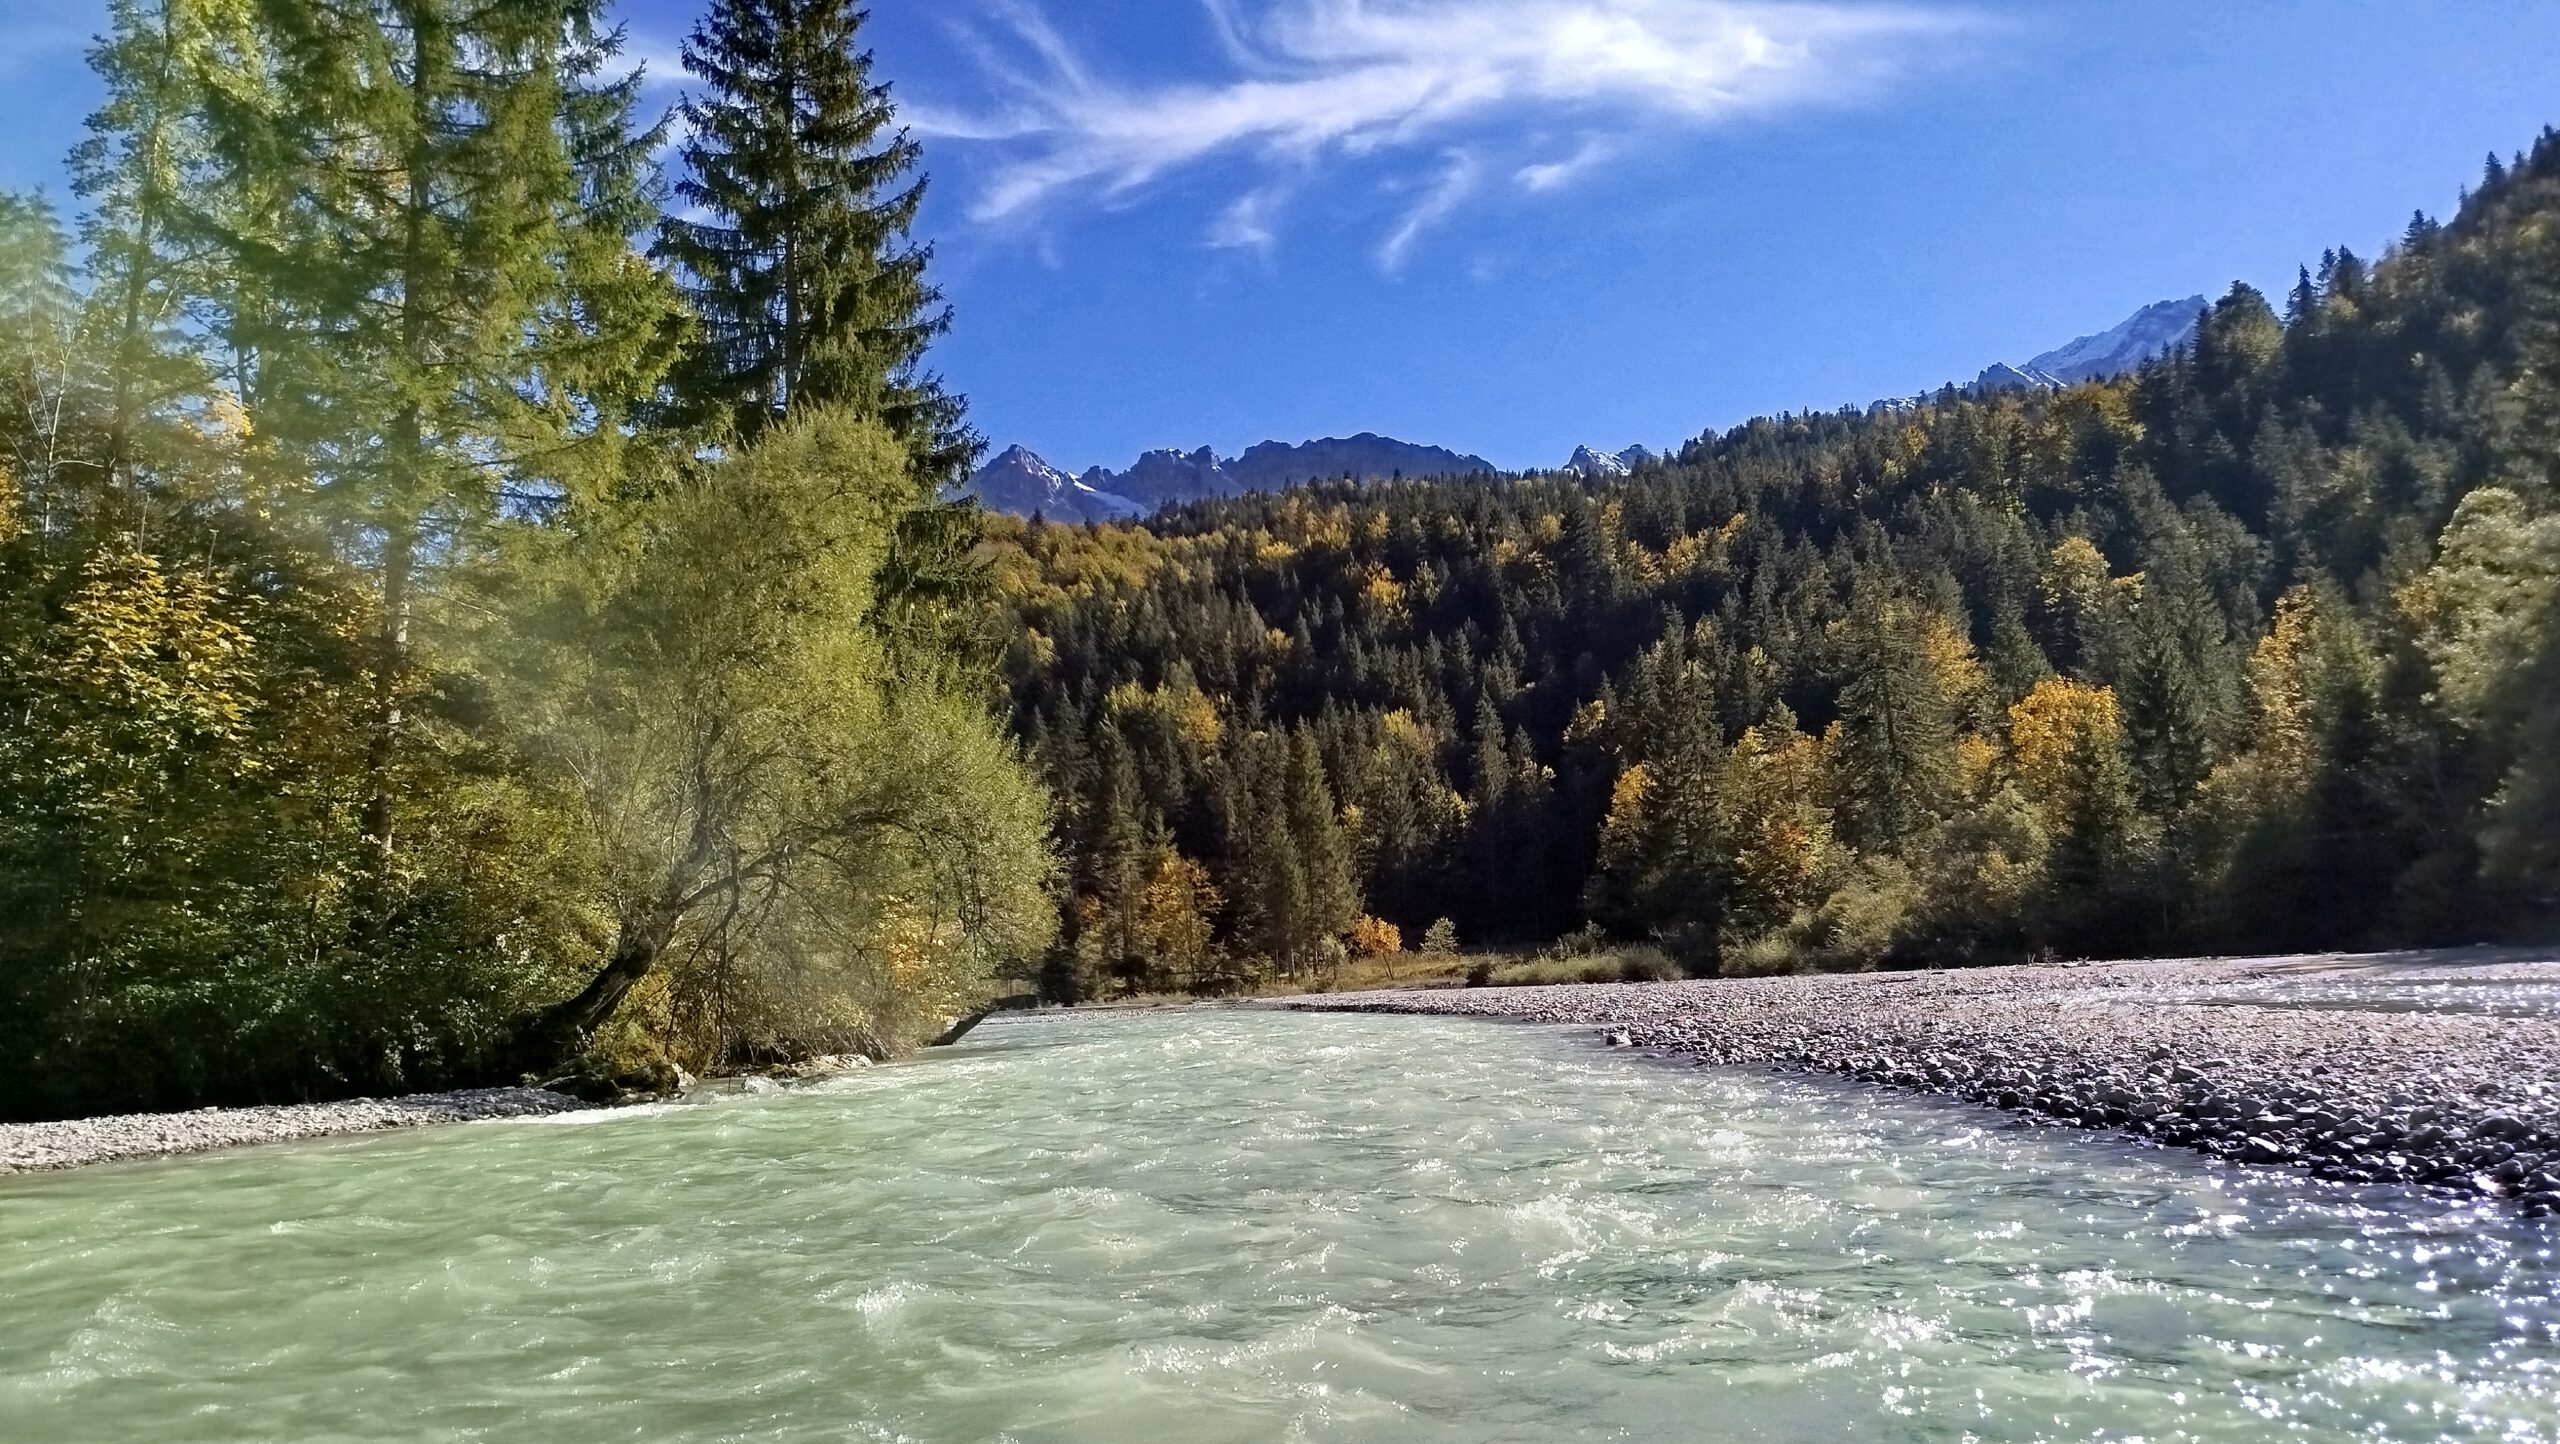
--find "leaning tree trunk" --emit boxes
[513,923,669,1076]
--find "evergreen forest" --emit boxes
[1001,133,2560,999]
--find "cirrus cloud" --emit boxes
[915,0,1980,269]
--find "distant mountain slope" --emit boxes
[1901,296,2211,403]
[1227,435,1495,494]
[2026,296,2209,383]
[965,445,1145,524]
[965,434,1496,518]
[1561,444,1659,478]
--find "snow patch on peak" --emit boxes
[1563,444,1638,478]
[962,445,1145,524]
[2027,296,2207,384]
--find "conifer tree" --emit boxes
[71,0,264,488]
[2120,599,2217,813]
[210,0,677,873]
[654,0,967,483]
[1834,595,1957,850]
[1285,728,1361,970]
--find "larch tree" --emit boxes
[0,195,87,518]
[214,0,677,880]
[71,0,267,491]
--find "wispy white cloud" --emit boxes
[1515,137,1616,193]
[919,0,1976,266]
[1208,183,1294,253]
[1380,151,1479,272]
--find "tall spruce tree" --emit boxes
[1285,728,1361,972]
[1834,596,1957,851]
[654,0,968,484]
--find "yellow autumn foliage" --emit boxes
[1348,915,1402,958]
[2008,677,2123,807]
[1106,680,1226,750]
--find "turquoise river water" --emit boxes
[2,1009,2555,1442]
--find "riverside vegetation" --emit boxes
[1005,133,2560,1002]
[0,0,1054,1123]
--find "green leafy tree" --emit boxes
[2409,488,2560,911]
[492,411,1054,1070]
[0,193,90,515]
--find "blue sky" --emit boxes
[4,2,2558,472]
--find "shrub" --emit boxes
[1609,945,1680,982]
[1473,945,1681,987]
[1348,915,1402,958]
[1720,933,1808,978]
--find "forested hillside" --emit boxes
[1000,132,2560,999]
[0,0,1052,1121]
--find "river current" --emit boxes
[2,1009,2554,1442]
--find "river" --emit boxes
[2,1009,2553,1441]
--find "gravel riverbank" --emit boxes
[0,1088,590,1176]
[1280,948,2560,1213]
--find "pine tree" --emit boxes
[654,0,967,482]
[1834,595,1957,850]
[2120,600,2216,813]
[1077,722,1151,992]
[1285,728,1360,972]
[1242,739,1308,980]
[1583,658,1724,958]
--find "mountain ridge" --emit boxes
[964,297,2211,518]
[966,433,1500,523]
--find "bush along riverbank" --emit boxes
[1283,950,2560,1213]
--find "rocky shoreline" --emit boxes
[0,1087,592,1177]
[1280,948,2560,1214]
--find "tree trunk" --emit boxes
[362,518,413,863]
[516,924,667,1075]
